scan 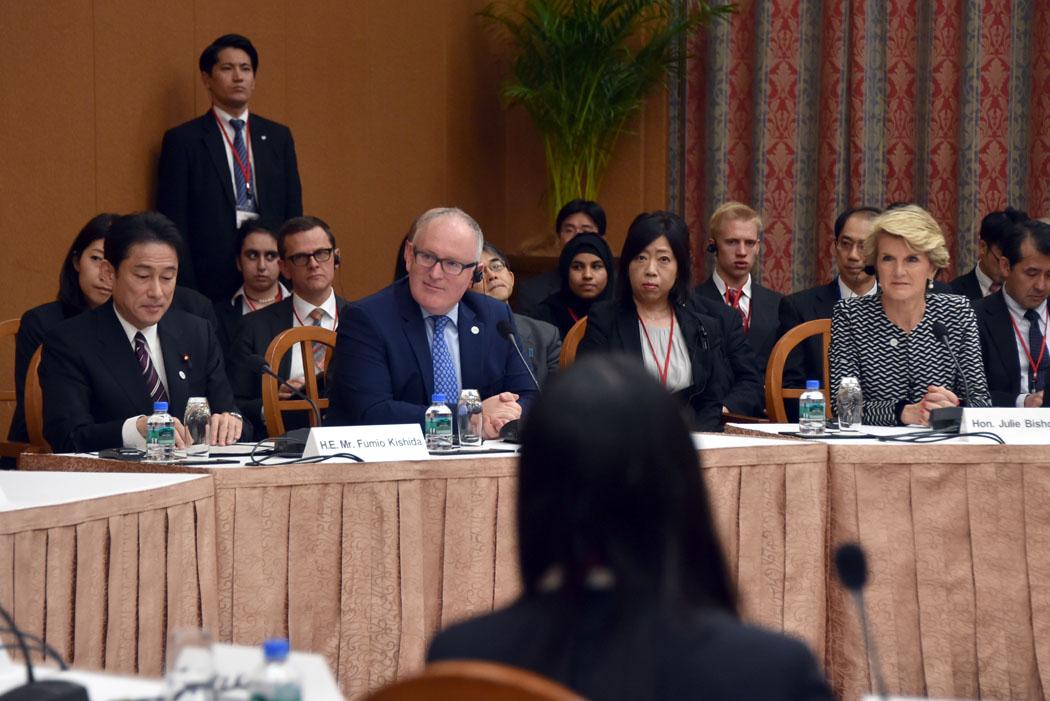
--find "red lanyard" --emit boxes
[637,312,675,386]
[293,303,339,332]
[1008,305,1049,386]
[212,110,254,196]
[725,288,751,332]
[568,308,580,323]
[243,287,283,312]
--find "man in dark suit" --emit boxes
[693,202,782,389]
[229,216,348,436]
[777,207,881,393]
[975,219,1050,407]
[327,208,537,436]
[473,242,561,387]
[40,212,246,454]
[213,220,288,361]
[156,34,302,302]
[950,207,1028,301]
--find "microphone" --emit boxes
[929,322,968,432]
[0,600,87,701]
[495,320,540,443]
[834,544,888,700]
[246,354,322,456]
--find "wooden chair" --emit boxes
[364,660,584,701]
[24,346,50,452]
[558,317,587,368]
[764,318,832,422]
[0,318,30,460]
[261,326,337,436]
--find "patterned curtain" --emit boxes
[680,0,1050,295]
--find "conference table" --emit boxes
[9,429,1050,700]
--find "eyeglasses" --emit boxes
[835,238,864,253]
[286,247,334,266]
[412,249,478,276]
[481,259,507,274]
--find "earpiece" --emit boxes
[472,266,484,284]
[706,243,717,254]
[334,253,341,266]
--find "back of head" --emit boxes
[104,212,184,271]
[518,354,734,612]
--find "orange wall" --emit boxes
[0,0,667,323]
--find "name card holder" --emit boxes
[961,408,1050,445]
[303,424,429,461]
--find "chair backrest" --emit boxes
[558,317,588,368]
[364,660,584,701]
[24,345,50,452]
[262,326,337,436]
[0,318,28,459]
[764,318,832,422]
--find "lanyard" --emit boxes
[212,110,254,197]
[243,287,283,313]
[725,288,751,333]
[1008,305,1049,387]
[293,304,339,332]
[568,307,580,323]
[638,312,675,387]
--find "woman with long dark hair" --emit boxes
[427,355,831,700]
[537,232,614,337]
[576,211,749,430]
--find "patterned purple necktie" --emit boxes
[135,332,169,405]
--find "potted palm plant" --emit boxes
[480,0,732,220]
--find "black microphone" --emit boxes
[929,322,968,432]
[246,354,322,456]
[0,601,87,701]
[495,320,540,443]
[834,544,888,700]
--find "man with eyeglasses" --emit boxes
[776,207,881,407]
[213,220,290,361]
[229,216,348,436]
[327,207,536,437]
[950,207,1028,301]
[473,242,562,387]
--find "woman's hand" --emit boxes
[921,384,959,411]
[900,402,929,426]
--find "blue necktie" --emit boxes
[1024,309,1048,391]
[229,118,257,212]
[431,316,458,402]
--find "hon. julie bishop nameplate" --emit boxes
[962,408,1050,445]
[302,424,429,461]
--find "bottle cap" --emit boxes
[805,380,820,390]
[263,637,290,661]
[153,401,169,412]
[432,393,446,404]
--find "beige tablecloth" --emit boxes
[0,476,219,677]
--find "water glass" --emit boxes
[184,397,211,458]
[837,377,863,430]
[166,627,215,701]
[456,389,483,446]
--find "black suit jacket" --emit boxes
[950,267,983,301]
[778,280,841,391]
[694,278,783,387]
[228,295,349,436]
[975,290,1026,406]
[40,302,244,453]
[579,298,749,431]
[513,313,561,387]
[428,592,833,701]
[156,111,303,301]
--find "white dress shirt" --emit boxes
[1003,291,1049,406]
[838,277,878,300]
[974,264,997,298]
[113,308,168,449]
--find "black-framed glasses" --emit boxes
[286,247,334,266]
[412,249,478,276]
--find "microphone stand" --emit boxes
[251,357,323,457]
[495,320,540,443]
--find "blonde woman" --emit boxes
[829,205,991,425]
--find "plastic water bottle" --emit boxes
[249,638,301,701]
[836,377,864,430]
[798,380,826,435]
[425,393,454,451]
[145,401,176,461]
